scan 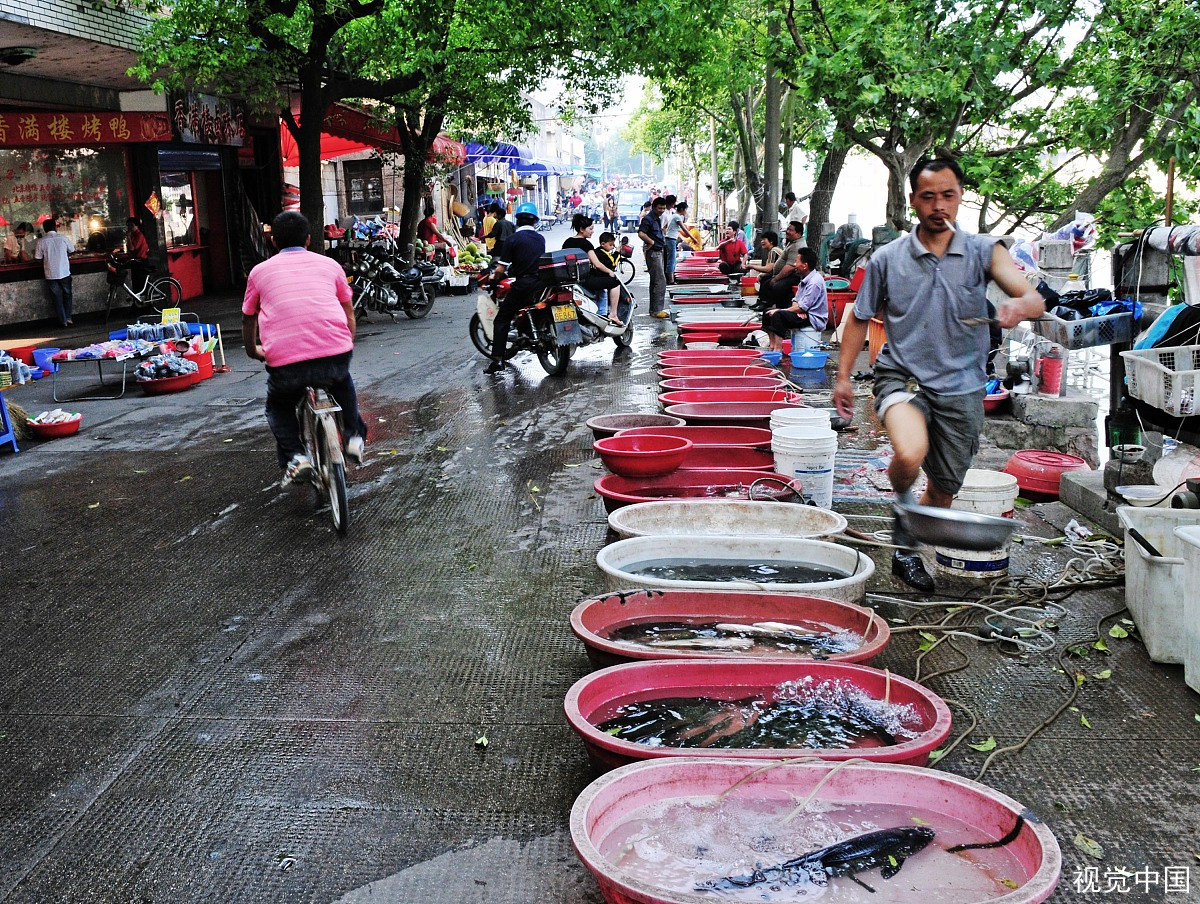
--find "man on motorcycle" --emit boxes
[485,202,546,374]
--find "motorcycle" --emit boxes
[346,243,441,321]
[468,250,634,376]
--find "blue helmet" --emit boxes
[515,202,539,219]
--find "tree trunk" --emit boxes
[395,106,446,254]
[1047,129,1145,233]
[760,9,781,235]
[780,88,794,198]
[293,62,330,251]
[729,91,762,230]
[807,140,849,250]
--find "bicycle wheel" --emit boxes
[618,258,635,286]
[316,415,349,534]
[145,276,184,311]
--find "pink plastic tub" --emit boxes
[615,425,773,449]
[656,355,767,369]
[664,401,806,428]
[571,758,1062,904]
[659,365,775,379]
[659,389,801,406]
[658,348,763,362]
[658,376,785,391]
[570,589,890,669]
[594,470,801,512]
[565,660,952,771]
[678,320,760,334]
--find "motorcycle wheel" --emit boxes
[405,283,436,319]
[468,313,518,360]
[536,340,573,376]
[613,324,634,348]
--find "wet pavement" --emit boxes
[1,239,1198,903]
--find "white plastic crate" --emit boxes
[1117,506,1200,665]
[1033,309,1134,349]
[1120,345,1200,417]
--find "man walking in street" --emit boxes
[242,210,367,484]
[833,156,1047,592]
[638,196,669,318]
[35,215,75,327]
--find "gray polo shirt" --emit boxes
[853,228,998,395]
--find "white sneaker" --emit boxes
[283,453,314,485]
[345,435,365,465]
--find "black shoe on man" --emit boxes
[485,359,508,374]
[892,550,935,593]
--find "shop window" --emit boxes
[344,159,384,216]
[0,146,129,261]
[161,171,198,247]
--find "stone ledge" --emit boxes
[1060,468,1121,535]
[1012,391,1098,428]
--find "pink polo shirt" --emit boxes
[242,246,354,367]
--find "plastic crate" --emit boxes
[1033,309,1134,349]
[1120,345,1200,417]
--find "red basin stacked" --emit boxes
[594,469,800,512]
[663,401,806,428]
[615,425,773,449]
[678,321,760,340]
[658,376,785,391]
[593,435,693,478]
[659,365,775,379]
[658,348,764,362]
[659,389,800,406]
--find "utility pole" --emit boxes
[710,117,719,226]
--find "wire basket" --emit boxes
[1120,345,1200,417]
[1033,310,1134,350]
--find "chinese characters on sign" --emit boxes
[171,93,246,146]
[0,112,171,147]
[1074,866,1191,895]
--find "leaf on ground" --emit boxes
[967,736,997,752]
[564,463,580,468]
[1108,624,1129,639]
[1093,638,1110,653]
[474,734,488,748]
[918,631,939,643]
[927,748,945,762]
[1073,833,1105,860]
[1053,800,1069,811]
[1080,714,1092,729]
[436,446,449,452]
[1120,618,1134,626]
[999,879,1019,890]
[1194,714,1200,723]
[133,469,148,474]
[1092,669,1112,680]
[223,438,233,443]
[177,475,192,482]
[1075,672,1086,687]
[1067,643,1092,658]
[87,502,100,509]
[529,485,540,493]
[377,449,399,456]
[467,563,477,572]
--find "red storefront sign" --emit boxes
[0,111,172,147]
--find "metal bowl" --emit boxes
[895,501,1017,550]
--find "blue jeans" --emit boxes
[265,351,366,468]
[47,277,73,325]
[664,238,678,281]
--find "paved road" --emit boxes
[1,231,1196,903]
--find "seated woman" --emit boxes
[761,246,829,353]
[563,214,622,324]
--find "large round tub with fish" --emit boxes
[606,500,847,540]
[596,534,873,602]
[571,757,1062,904]
[594,472,802,514]
[570,589,890,669]
[564,660,951,771]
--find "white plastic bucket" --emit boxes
[791,327,822,351]
[770,407,831,431]
[1172,525,1200,693]
[934,470,1020,578]
[772,424,837,509]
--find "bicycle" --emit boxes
[297,387,350,534]
[104,256,184,323]
[617,240,636,286]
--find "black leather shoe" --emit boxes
[892,551,935,593]
[484,359,507,374]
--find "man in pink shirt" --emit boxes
[242,211,367,484]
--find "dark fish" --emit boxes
[698,825,936,893]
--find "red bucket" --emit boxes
[183,350,214,381]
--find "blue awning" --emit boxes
[512,160,572,176]
[464,142,534,165]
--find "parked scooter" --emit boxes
[468,249,634,376]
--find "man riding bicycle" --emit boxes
[242,210,367,483]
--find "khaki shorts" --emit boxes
[874,367,985,496]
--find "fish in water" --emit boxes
[647,637,755,651]
[698,825,936,894]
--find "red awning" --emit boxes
[279,104,466,168]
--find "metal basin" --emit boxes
[896,501,1017,550]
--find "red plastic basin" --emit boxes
[570,589,890,669]
[656,355,767,369]
[593,435,693,478]
[659,365,775,379]
[585,413,686,440]
[658,348,763,361]
[571,758,1062,904]
[984,388,1010,413]
[659,376,784,391]
[27,416,82,438]
[664,401,806,428]
[594,469,800,513]
[139,373,195,395]
[1001,449,1090,498]
[659,389,800,406]
[615,425,773,449]
[681,332,721,347]
[677,321,759,339]
[678,445,775,470]
[564,660,952,771]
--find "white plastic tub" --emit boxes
[1173,525,1200,693]
[935,469,1020,578]
[606,499,846,540]
[1116,506,1200,664]
[596,534,874,602]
